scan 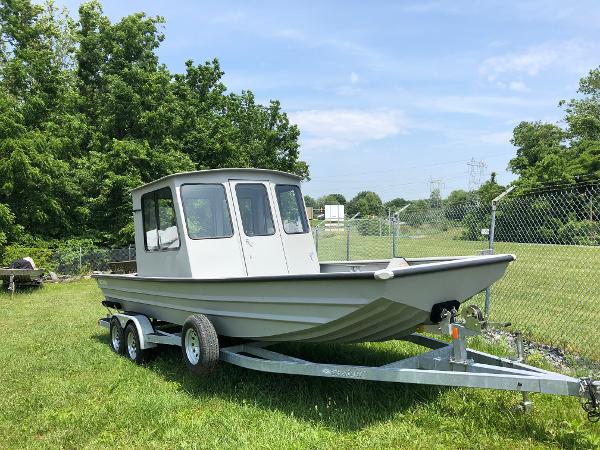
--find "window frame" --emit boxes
[141,186,181,252]
[180,183,235,240]
[234,183,276,237]
[275,184,310,235]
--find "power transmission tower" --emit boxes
[428,177,444,208]
[467,158,486,193]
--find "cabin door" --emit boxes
[228,180,289,276]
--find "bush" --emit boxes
[0,245,55,270]
[557,220,600,245]
[354,218,390,236]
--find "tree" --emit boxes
[384,197,409,211]
[316,193,346,208]
[346,191,384,217]
[303,195,316,208]
[429,188,442,208]
[0,0,308,247]
[444,189,469,221]
[477,173,505,205]
[446,190,469,207]
[508,66,600,188]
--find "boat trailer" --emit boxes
[99,307,599,422]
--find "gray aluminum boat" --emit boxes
[94,169,514,343]
[94,169,600,422]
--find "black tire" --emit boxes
[181,314,219,375]
[124,322,146,364]
[109,317,125,354]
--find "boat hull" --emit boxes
[94,254,514,343]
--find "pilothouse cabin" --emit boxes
[132,169,319,278]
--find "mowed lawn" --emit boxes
[1,281,599,449]
[316,231,600,361]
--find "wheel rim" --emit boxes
[127,331,137,359]
[111,324,121,350]
[185,328,200,365]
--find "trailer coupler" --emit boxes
[581,378,600,423]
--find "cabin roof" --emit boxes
[131,168,302,193]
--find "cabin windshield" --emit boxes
[275,185,309,234]
[180,184,234,239]
[235,184,275,236]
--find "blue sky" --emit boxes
[55,1,600,201]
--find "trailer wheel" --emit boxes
[124,322,146,364]
[181,314,219,375]
[109,317,125,354]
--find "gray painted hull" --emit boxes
[94,254,514,343]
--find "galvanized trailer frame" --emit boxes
[98,313,599,418]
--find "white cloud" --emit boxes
[413,95,543,118]
[289,109,407,150]
[350,72,360,84]
[508,81,529,92]
[479,40,594,83]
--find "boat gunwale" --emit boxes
[92,254,515,283]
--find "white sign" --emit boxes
[481,228,490,236]
[325,204,345,221]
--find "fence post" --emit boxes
[128,244,132,261]
[392,217,397,258]
[345,220,350,261]
[79,246,82,272]
[315,226,319,255]
[484,186,515,319]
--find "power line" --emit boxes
[307,150,515,181]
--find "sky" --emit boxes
[54,0,600,201]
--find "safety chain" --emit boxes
[580,378,600,423]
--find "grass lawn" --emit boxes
[1,280,599,449]
[316,230,600,362]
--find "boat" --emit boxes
[93,169,600,421]
[94,168,514,343]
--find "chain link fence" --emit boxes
[35,184,598,363]
[50,245,136,274]
[314,183,600,365]
[490,184,599,365]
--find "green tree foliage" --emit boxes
[0,0,307,247]
[315,193,346,208]
[384,197,409,212]
[498,68,600,245]
[303,195,316,208]
[509,66,600,188]
[346,191,383,218]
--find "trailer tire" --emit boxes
[109,317,125,354]
[181,314,219,375]
[124,322,146,364]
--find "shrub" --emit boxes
[0,245,56,270]
[557,220,600,245]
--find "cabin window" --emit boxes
[235,184,275,236]
[275,185,309,234]
[181,184,234,239]
[141,187,180,251]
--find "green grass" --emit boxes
[316,230,600,362]
[1,281,599,449]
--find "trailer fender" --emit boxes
[113,313,157,350]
